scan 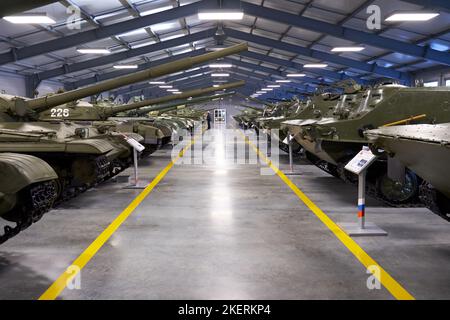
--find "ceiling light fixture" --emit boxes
[331,47,365,52]
[276,80,292,83]
[385,12,439,22]
[211,73,230,77]
[267,85,281,88]
[149,81,165,85]
[113,65,138,69]
[159,85,173,89]
[304,64,328,68]
[77,48,110,54]
[287,73,306,77]
[3,13,55,24]
[198,10,244,20]
[209,63,232,68]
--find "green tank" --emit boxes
[38,82,243,153]
[233,105,264,129]
[365,123,450,221]
[0,44,248,243]
[286,84,450,206]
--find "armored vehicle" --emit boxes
[287,85,450,205]
[366,123,450,221]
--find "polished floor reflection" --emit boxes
[0,126,449,299]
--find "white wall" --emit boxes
[413,67,450,87]
[0,71,26,96]
[0,70,64,97]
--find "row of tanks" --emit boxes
[0,43,249,243]
[234,79,449,221]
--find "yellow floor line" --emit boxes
[239,130,415,300]
[39,135,197,300]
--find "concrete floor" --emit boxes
[0,126,449,300]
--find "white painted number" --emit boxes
[50,108,70,118]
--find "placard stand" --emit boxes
[123,137,148,190]
[338,146,387,237]
[284,134,301,176]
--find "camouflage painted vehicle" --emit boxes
[256,97,306,153]
[124,92,235,143]
[0,153,58,244]
[286,84,450,206]
[281,84,366,154]
[366,123,450,221]
[0,44,248,243]
[233,105,264,129]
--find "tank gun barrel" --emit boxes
[22,43,248,113]
[135,92,234,116]
[105,81,243,116]
[238,104,264,111]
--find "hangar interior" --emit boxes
[0,0,449,300]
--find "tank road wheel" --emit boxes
[376,169,419,204]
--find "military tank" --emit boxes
[38,82,243,153]
[0,43,248,243]
[366,123,450,221]
[233,105,264,130]
[121,92,235,144]
[287,84,450,206]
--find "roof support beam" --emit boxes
[225,28,412,83]
[239,51,368,84]
[400,0,450,11]
[241,2,450,66]
[37,29,216,82]
[0,0,205,66]
[74,48,208,90]
[224,57,329,85]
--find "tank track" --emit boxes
[55,155,110,205]
[419,183,450,222]
[0,181,57,245]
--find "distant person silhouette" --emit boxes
[206,111,212,130]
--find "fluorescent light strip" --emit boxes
[331,47,365,52]
[198,11,244,20]
[287,73,306,77]
[209,63,232,68]
[3,14,55,24]
[385,13,439,22]
[113,65,138,69]
[211,73,230,77]
[267,85,281,88]
[276,80,291,83]
[77,48,110,54]
[262,89,273,91]
[167,89,179,92]
[303,64,328,68]
[149,81,165,85]
[159,85,173,89]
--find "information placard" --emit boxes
[344,146,377,175]
[126,137,146,153]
